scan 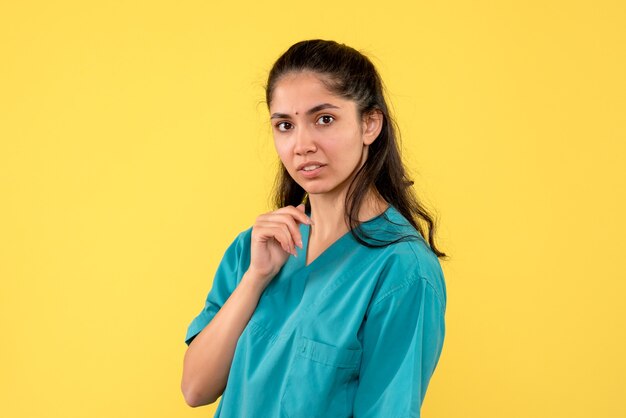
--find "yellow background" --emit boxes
[1,1,624,417]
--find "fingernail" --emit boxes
[298,239,303,248]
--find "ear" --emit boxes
[361,109,384,146]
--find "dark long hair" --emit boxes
[264,39,447,259]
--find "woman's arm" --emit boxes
[353,275,446,417]
[181,203,310,407]
[181,269,269,407]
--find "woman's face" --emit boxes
[269,71,381,198]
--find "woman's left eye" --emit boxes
[317,115,335,126]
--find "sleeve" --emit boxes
[353,275,446,418]
[184,229,249,346]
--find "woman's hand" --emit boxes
[247,203,312,284]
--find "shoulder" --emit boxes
[234,225,253,246]
[217,225,253,269]
[365,206,447,311]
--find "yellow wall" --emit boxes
[1,1,624,417]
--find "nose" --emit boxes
[293,125,317,155]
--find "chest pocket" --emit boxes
[280,336,362,418]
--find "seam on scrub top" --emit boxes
[370,274,446,316]
[247,318,282,344]
[406,241,447,310]
[370,271,422,307]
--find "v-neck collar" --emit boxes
[297,204,395,269]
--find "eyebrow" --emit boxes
[270,103,341,119]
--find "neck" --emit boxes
[307,188,388,240]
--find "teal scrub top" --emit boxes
[185,204,447,418]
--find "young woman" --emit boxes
[181,39,448,417]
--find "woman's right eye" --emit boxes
[276,121,292,132]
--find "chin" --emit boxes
[299,185,321,194]
[297,179,352,197]
[296,184,324,195]
[302,184,343,196]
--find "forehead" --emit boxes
[270,72,350,112]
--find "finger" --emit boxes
[273,204,313,226]
[258,206,306,248]
[260,212,303,249]
[295,203,314,224]
[273,223,297,256]
[255,221,296,256]
[254,221,290,254]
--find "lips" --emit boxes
[297,161,326,171]
[296,161,327,179]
